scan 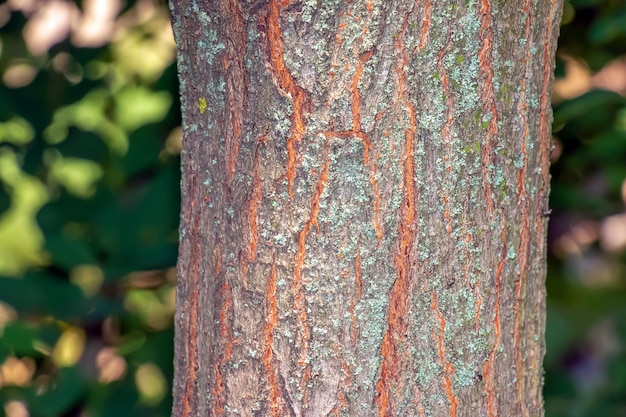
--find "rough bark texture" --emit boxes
[169,1,563,416]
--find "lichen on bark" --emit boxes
[170,0,563,416]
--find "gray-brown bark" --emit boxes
[169,0,563,416]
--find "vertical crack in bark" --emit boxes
[207,244,231,417]
[352,49,384,244]
[265,0,309,199]
[351,244,363,343]
[413,389,426,417]
[328,16,346,77]
[327,16,380,242]
[241,140,264,286]
[223,0,247,190]
[263,255,285,416]
[331,359,352,416]
[376,13,418,416]
[355,243,363,302]
[514,2,535,416]
[431,292,459,417]
[436,33,455,236]
[212,277,234,417]
[180,173,201,417]
[294,141,330,403]
[351,49,373,133]
[325,6,382,244]
[477,0,498,214]
[418,0,431,50]
[483,229,506,417]
[466,232,483,333]
[431,32,461,415]
[460,231,481,331]
[181,286,198,417]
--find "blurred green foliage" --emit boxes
[0,0,625,416]
[0,1,179,416]
[547,1,626,416]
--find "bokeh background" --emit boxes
[0,0,624,416]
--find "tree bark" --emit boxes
[169,0,563,416]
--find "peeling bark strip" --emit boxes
[263,256,285,416]
[483,229,506,417]
[264,0,310,199]
[375,12,418,416]
[477,0,498,214]
[240,140,264,286]
[431,292,459,417]
[223,0,247,190]
[170,1,564,416]
[294,140,330,396]
[351,48,383,244]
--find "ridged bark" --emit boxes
[169,1,563,416]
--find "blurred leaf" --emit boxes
[553,90,625,129]
[116,331,147,356]
[44,89,128,154]
[48,155,103,198]
[586,131,626,162]
[0,117,35,145]
[45,233,96,271]
[129,329,174,389]
[0,151,48,275]
[135,363,167,406]
[51,327,86,367]
[52,128,110,162]
[26,366,87,417]
[86,379,140,417]
[94,164,179,277]
[122,124,164,177]
[37,185,115,233]
[562,3,576,25]
[114,87,172,132]
[0,272,122,321]
[589,8,626,44]
[0,322,41,356]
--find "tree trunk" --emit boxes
[169,0,563,416]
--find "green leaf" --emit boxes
[0,322,41,356]
[553,90,625,128]
[26,367,87,417]
[589,8,626,44]
[114,87,172,132]
[45,233,97,270]
[0,272,122,321]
